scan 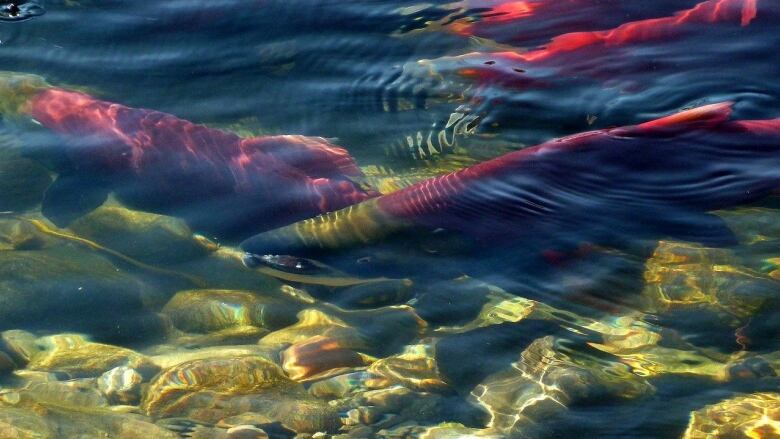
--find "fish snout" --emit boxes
[0,71,49,119]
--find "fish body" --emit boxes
[241,103,780,260]
[1,73,377,239]
[397,0,695,43]
[393,0,760,110]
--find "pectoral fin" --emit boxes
[41,173,109,227]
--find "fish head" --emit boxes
[0,71,50,121]
[404,52,536,100]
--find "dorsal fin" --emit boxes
[613,102,733,137]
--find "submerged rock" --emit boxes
[28,334,158,378]
[171,325,269,349]
[376,422,503,439]
[226,425,269,439]
[69,205,215,265]
[259,309,367,352]
[146,345,278,370]
[0,407,54,438]
[367,341,449,393]
[16,379,109,408]
[0,144,52,213]
[470,336,652,435]
[168,246,284,292]
[0,329,41,367]
[218,398,340,434]
[142,353,340,433]
[683,392,780,439]
[308,371,389,400]
[0,351,14,375]
[0,218,49,251]
[0,245,166,341]
[333,306,428,356]
[331,279,414,309]
[0,374,179,438]
[0,404,179,438]
[162,289,301,334]
[338,385,456,432]
[281,335,375,381]
[716,207,780,246]
[641,241,777,339]
[642,241,774,321]
[98,366,144,405]
[142,355,294,418]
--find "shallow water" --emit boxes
[0,1,779,438]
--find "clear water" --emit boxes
[0,1,779,438]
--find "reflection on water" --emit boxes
[0,1,779,438]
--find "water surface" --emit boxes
[0,1,779,438]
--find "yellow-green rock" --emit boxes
[259,309,366,351]
[0,407,54,439]
[162,289,301,334]
[147,345,277,370]
[376,422,503,439]
[368,341,449,392]
[470,336,652,435]
[0,329,41,367]
[28,334,157,378]
[641,241,774,328]
[69,205,215,265]
[142,355,294,418]
[683,392,780,439]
